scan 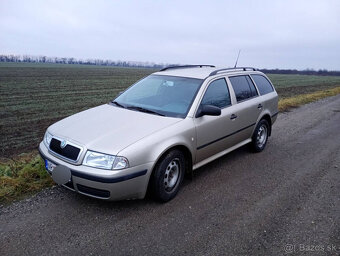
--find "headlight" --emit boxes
[44,132,53,147]
[83,151,129,170]
[112,156,129,170]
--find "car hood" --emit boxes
[48,104,181,155]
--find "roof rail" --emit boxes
[209,67,257,76]
[160,65,215,72]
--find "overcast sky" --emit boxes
[1,0,339,70]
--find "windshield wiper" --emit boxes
[126,106,165,116]
[111,101,126,108]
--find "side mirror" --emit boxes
[196,105,221,118]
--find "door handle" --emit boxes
[258,104,263,109]
[230,114,237,120]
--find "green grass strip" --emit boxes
[0,154,54,204]
[279,86,340,111]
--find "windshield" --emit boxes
[114,75,203,118]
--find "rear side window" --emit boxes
[201,78,231,108]
[229,75,258,102]
[251,74,274,95]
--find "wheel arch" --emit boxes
[145,143,194,197]
[153,144,193,176]
[258,113,272,136]
[148,144,193,185]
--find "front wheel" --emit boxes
[150,150,185,202]
[250,119,269,152]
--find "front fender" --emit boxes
[117,118,196,169]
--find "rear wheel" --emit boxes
[251,119,269,152]
[150,150,185,202]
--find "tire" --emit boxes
[250,119,269,152]
[150,149,185,202]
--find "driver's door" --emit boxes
[194,78,239,164]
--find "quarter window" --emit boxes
[201,78,231,108]
[251,74,274,95]
[229,75,258,102]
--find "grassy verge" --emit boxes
[0,153,54,204]
[1,87,340,205]
[278,86,340,111]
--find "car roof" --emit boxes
[153,66,262,80]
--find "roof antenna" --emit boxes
[234,49,241,68]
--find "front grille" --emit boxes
[49,138,81,161]
[76,184,110,198]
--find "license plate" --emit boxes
[45,159,56,172]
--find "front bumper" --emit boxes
[39,142,154,201]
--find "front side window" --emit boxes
[114,75,203,118]
[201,78,231,108]
[229,75,258,102]
[251,74,274,95]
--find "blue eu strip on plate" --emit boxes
[44,159,49,171]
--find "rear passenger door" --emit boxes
[227,75,263,141]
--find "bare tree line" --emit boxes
[260,68,340,76]
[0,54,167,68]
[1,54,339,75]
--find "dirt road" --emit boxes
[1,95,340,256]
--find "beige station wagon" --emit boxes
[39,65,278,202]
